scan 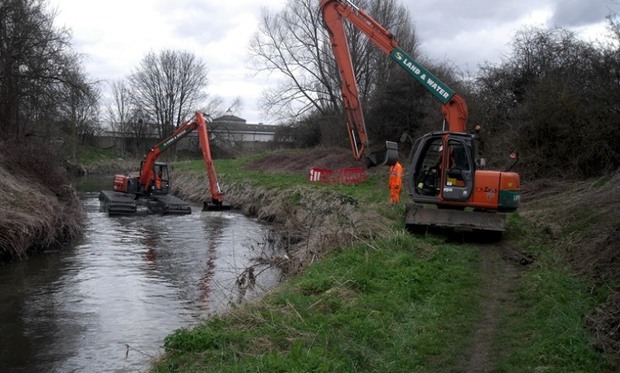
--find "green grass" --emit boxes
[154,233,483,372]
[495,214,609,372]
[174,158,310,190]
[76,144,118,165]
[174,157,391,204]
[497,268,604,372]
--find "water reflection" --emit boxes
[0,186,281,372]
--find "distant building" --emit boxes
[209,111,276,143]
[96,110,286,156]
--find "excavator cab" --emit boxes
[408,132,476,204]
[152,162,170,195]
[138,160,170,195]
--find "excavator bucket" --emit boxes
[366,141,399,167]
[203,200,232,211]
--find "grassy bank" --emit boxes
[0,140,84,262]
[148,150,617,372]
[157,233,483,372]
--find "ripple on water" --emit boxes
[0,195,282,373]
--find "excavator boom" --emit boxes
[139,112,226,206]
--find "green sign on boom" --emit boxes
[389,47,454,104]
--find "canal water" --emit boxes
[0,177,281,372]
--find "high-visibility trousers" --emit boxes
[389,181,402,203]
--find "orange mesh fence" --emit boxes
[309,167,366,185]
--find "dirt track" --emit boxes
[462,244,531,371]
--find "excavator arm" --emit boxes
[320,0,469,136]
[320,0,397,166]
[138,112,225,206]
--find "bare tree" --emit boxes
[128,50,209,138]
[0,0,87,140]
[607,3,620,47]
[55,64,101,161]
[107,80,133,134]
[250,0,418,146]
[250,0,339,120]
[472,25,620,179]
[105,79,133,155]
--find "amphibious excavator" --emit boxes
[320,0,521,236]
[99,112,231,215]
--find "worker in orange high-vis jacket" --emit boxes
[389,161,403,203]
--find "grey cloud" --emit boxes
[550,0,610,27]
[405,0,553,40]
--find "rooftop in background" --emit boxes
[211,110,275,137]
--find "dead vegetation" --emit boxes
[172,145,392,276]
[174,174,391,277]
[0,140,85,262]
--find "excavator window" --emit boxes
[152,164,170,194]
[450,144,470,171]
[437,138,475,203]
[414,138,443,196]
[445,141,470,187]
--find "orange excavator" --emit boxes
[320,0,520,236]
[99,112,231,215]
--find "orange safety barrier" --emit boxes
[309,167,333,182]
[309,167,366,185]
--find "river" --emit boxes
[0,178,281,372]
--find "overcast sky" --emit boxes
[48,0,615,124]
